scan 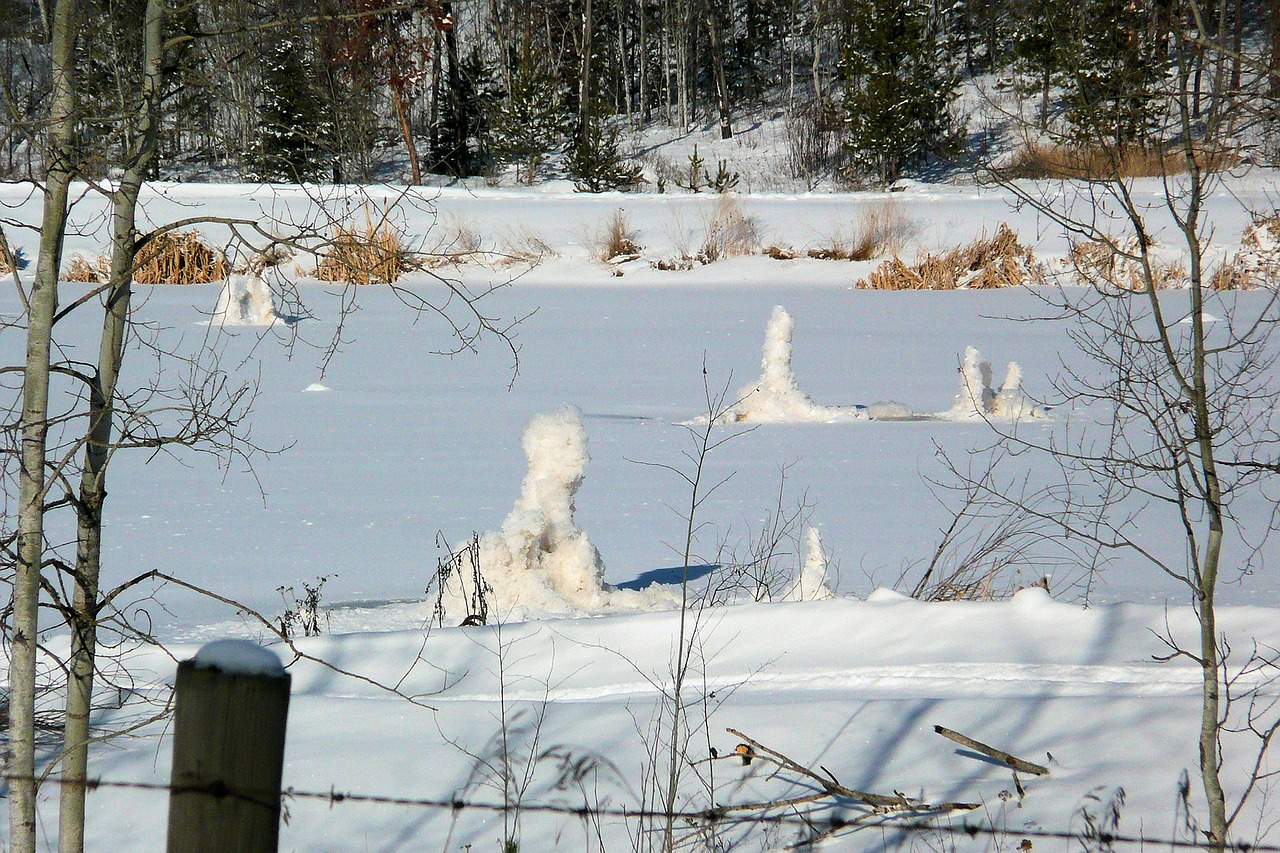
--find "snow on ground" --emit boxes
[2,176,1279,850]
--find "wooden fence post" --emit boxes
[166,640,291,853]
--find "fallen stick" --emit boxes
[934,725,1050,776]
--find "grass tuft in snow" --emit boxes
[859,224,1043,290]
[315,220,420,284]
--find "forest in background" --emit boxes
[2,0,1279,190]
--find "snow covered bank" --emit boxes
[58,594,1280,852]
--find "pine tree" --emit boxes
[248,38,334,183]
[838,0,961,187]
[1060,0,1162,148]
[568,114,641,192]
[488,58,566,184]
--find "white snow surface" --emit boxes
[191,639,286,677]
[2,177,1280,850]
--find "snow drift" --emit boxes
[436,408,677,622]
[210,273,281,326]
[720,306,864,423]
[779,527,836,601]
[944,346,1048,421]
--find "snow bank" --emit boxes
[438,408,677,622]
[210,273,281,326]
[943,346,1048,421]
[720,307,865,423]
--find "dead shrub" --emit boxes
[699,195,759,262]
[807,201,913,261]
[857,223,1043,290]
[1211,213,1280,290]
[132,230,229,284]
[1069,237,1184,291]
[315,221,420,284]
[597,208,642,261]
[64,254,111,283]
[1005,142,1239,180]
[764,245,799,260]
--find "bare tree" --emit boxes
[970,6,1280,849]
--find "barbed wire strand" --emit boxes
[5,772,1278,851]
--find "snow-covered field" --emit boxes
[2,176,1279,850]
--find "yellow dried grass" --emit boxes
[1006,143,1239,180]
[315,222,419,284]
[1210,213,1280,291]
[133,230,228,284]
[1069,238,1184,291]
[64,254,112,283]
[63,231,228,284]
[857,224,1043,290]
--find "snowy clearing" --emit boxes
[2,176,1280,851]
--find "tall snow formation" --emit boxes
[724,306,864,423]
[442,408,676,622]
[780,527,836,602]
[946,346,1047,421]
[211,273,280,326]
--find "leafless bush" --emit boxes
[784,97,844,186]
[1069,237,1185,292]
[808,201,913,261]
[699,195,759,261]
[1211,213,1280,291]
[700,479,820,606]
[314,220,422,284]
[595,208,642,261]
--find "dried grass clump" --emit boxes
[857,224,1043,290]
[315,222,420,284]
[1069,238,1184,291]
[64,254,111,283]
[1005,142,1239,180]
[807,202,912,261]
[764,244,799,260]
[132,230,229,284]
[699,195,759,262]
[1211,213,1280,290]
[597,209,642,261]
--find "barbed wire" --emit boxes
[6,772,1279,852]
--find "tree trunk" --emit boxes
[390,84,422,185]
[57,4,165,852]
[705,0,732,139]
[579,0,594,132]
[11,4,79,853]
[1272,0,1280,99]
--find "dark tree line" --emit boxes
[1,0,1279,185]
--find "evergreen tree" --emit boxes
[838,0,962,186]
[248,37,334,183]
[568,114,641,192]
[488,58,566,184]
[1060,0,1163,148]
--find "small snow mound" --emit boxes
[1177,312,1221,325]
[718,307,864,424]
[302,383,331,393]
[210,273,281,326]
[440,408,678,622]
[864,400,918,421]
[780,527,837,601]
[192,639,285,677]
[1011,585,1055,609]
[866,588,912,603]
[943,347,1048,421]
